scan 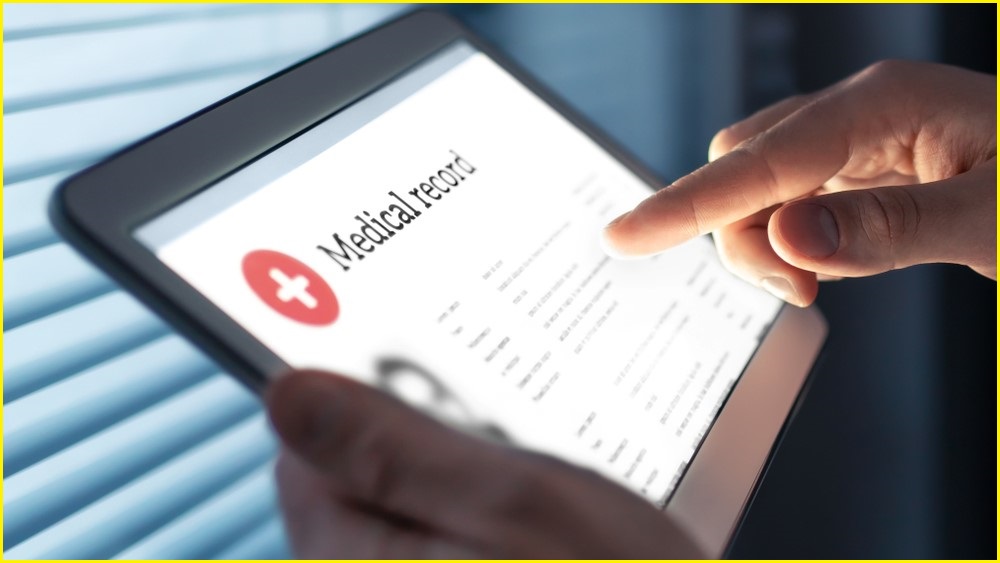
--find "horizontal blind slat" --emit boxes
[4,335,215,475]
[114,464,277,559]
[3,4,226,35]
[214,515,290,560]
[3,152,99,185]
[3,243,113,329]
[5,414,275,560]
[2,5,324,40]
[7,53,317,114]
[2,172,68,256]
[3,5,406,559]
[4,10,332,110]
[3,291,169,401]
[3,375,259,547]
[4,70,273,180]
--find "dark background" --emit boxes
[440,4,996,558]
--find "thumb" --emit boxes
[768,165,996,278]
[264,370,534,541]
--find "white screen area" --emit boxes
[142,45,781,505]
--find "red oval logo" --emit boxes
[241,250,339,326]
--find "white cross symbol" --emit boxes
[269,267,317,309]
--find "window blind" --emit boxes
[3,4,403,558]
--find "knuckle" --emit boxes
[856,59,912,87]
[855,188,922,269]
[728,145,782,206]
[789,95,832,127]
[855,190,893,249]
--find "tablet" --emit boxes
[52,10,826,557]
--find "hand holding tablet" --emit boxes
[52,11,830,557]
[265,54,996,557]
[269,370,705,559]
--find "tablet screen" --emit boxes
[136,41,782,505]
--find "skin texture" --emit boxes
[267,371,705,558]
[268,61,996,557]
[603,60,996,306]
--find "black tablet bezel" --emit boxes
[51,10,826,556]
[51,10,661,394]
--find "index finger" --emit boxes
[602,86,873,257]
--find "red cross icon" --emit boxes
[242,250,339,326]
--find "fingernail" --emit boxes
[760,276,803,306]
[606,211,630,228]
[599,227,649,260]
[599,227,628,259]
[601,211,654,260]
[780,203,840,258]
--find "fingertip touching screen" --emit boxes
[136,41,782,506]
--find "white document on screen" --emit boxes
[157,52,781,505]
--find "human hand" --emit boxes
[602,60,996,306]
[266,370,705,558]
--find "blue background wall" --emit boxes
[4,4,994,558]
